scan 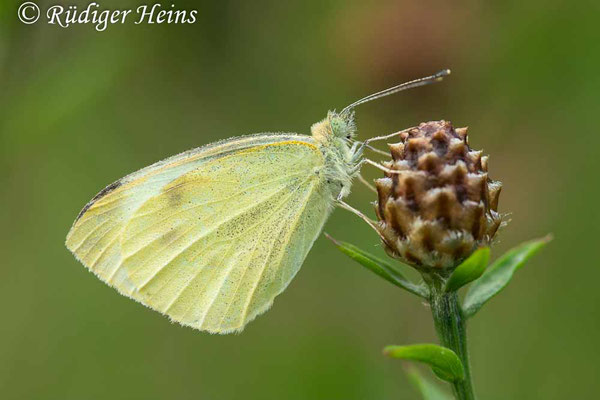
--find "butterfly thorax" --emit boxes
[310,111,359,200]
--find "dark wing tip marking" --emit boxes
[75,180,123,222]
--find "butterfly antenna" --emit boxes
[340,69,451,115]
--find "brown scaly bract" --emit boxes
[375,121,504,270]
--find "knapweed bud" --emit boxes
[375,121,503,270]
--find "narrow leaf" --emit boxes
[463,235,552,318]
[383,344,465,382]
[445,247,490,292]
[406,367,453,400]
[326,234,428,298]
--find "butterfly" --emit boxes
[66,70,450,334]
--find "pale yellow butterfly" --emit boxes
[66,70,450,334]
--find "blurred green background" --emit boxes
[1,0,598,399]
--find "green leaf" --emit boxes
[325,234,428,298]
[383,344,465,382]
[406,367,453,400]
[445,247,490,292]
[463,235,552,318]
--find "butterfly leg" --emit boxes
[350,141,389,164]
[357,173,377,193]
[349,141,362,154]
[349,158,400,176]
[350,127,414,164]
[363,158,404,175]
[336,200,387,241]
[363,126,415,145]
[363,144,389,156]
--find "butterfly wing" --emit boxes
[66,134,333,333]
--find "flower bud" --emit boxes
[374,121,503,269]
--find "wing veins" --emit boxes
[196,247,245,328]
[75,136,318,224]
[175,244,235,319]
[214,177,313,328]
[162,242,233,314]
[128,171,305,224]
[89,227,121,269]
[131,174,313,290]
[241,180,318,323]
[70,219,111,252]
[115,222,200,284]
[144,243,232,309]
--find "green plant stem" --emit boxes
[427,274,476,400]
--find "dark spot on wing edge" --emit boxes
[75,180,123,222]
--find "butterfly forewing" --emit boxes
[66,135,333,333]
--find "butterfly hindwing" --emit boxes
[66,134,333,333]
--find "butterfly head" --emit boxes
[310,111,356,143]
[329,111,357,140]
